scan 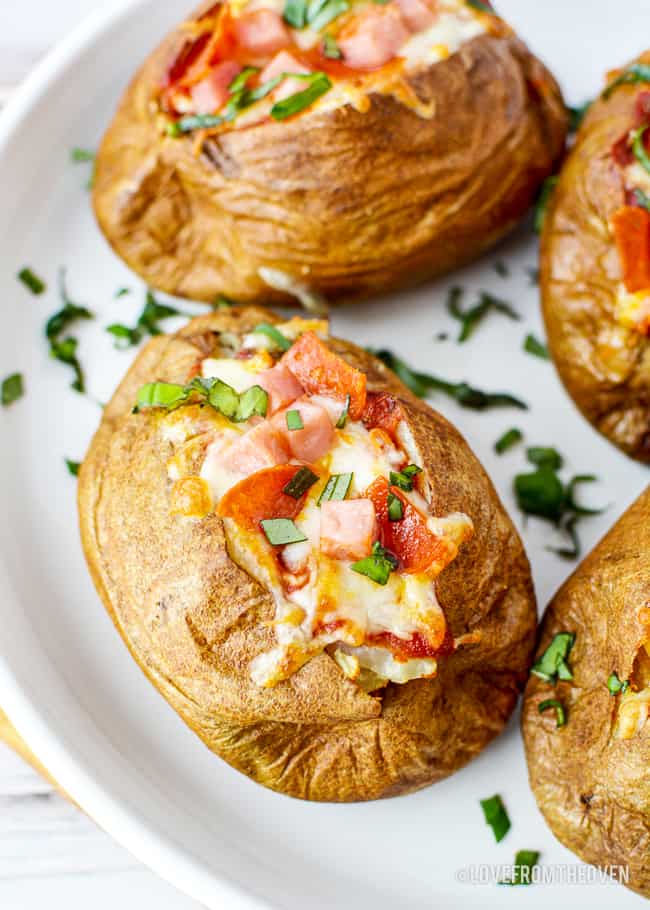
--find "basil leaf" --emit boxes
[271,73,332,121]
[467,0,492,10]
[228,67,259,93]
[318,472,353,504]
[261,518,307,545]
[71,147,95,162]
[632,124,650,175]
[538,698,566,728]
[45,269,93,341]
[527,447,563,471]
[546,513,581,561]
[564,474,604,516]
[500,850,540,887]
[495,428,522,454]
[515,467,565,522]
[607,672,630,696]
[493,260,509,277]
[207,379,240,419]
[480,795,511,843]
[526,267,540,286]
[286,409,304,430]
[447,288,519,343]
[284,0,307,28]
[106,323,141,349]
[252,322,292,351]
[235,384,268,421]
[18,267,46,295]
[65,458,81,477]
[136,382,189,411]
[283,466,318,498]
[603,62,650,99]
[523,333,550,359]
[1,372,24,407]
[633,187,650,211]
[173,113,227,134]
[114,287,130,298]
[390,464,421,491]
[309,0,349,31]
[534,176,558,234]
[213,295,235,309]
[50,336,85,393]
[351,541,398,586]
[335,394,350,428]
[387,492,403,521]
[531,632,575,683]
[323,33,342,59]
[137,291,184,336]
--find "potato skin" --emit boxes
[78,306,536,801]
[92,3,567,305]
[541,52,650,462]
[522,487,650,896]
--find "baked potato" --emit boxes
[92,0,567,307]
[78,306,536,801]
[522,486,650,897]
[541,52,650,462]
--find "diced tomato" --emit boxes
[260,50,312,102]
[257,363,304,414]
[226,421,291,476]
[635,90,650,126]
[612,132,635,167]
[190,61,242,114]
[320,499,377,561]
[273,399,334,463]
[232,9,291,58]
[217,464,308,529]
[361,392,404,440]
[611,205,650,293]
[396,0,437,32]
[282,332,367,419]
[338,5,410,71]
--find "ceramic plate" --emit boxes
[0,0,647,906]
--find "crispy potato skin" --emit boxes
[92,4,566,305]
[541,52,650,462]
[78,307,536,801]
[522,487,650,896]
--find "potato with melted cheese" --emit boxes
[92,0,566,307]
[522,486,650,897]
[79,306,536,801]
[540,51,650,462]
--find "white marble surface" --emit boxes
[0,3,201,907]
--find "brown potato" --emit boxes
[92,2,566,306]
[522,486,650,897]
[78,306,537,801]
[541,51,650,462]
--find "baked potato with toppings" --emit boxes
[93,0,567,307]
[78,306,536,801]
[540,52,650,462]
[522,486,650,897]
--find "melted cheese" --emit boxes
[615,686,650,740]
[615,285,650,335]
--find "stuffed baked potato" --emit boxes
[78,306,536,801]
[93,0,567,307]
[541,52,650,462]
[522,486,650,897]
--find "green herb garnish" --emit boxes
[534,176,558,234]
[18,267,46,295]
[607,672,630,696]
[213,295,234,309]
[373,349,527,411]
[336,394,350,429]
[467,0,492,11]
[515,468,566,522]
[480,795,511,843]
[495,428,523,455]
[568,101,591,132]
[526,447,563,471]
[261,518,307,545]
[523,333,550,359]
[114,287,130,298]
[286,409,304,430]
[309,0,349,31]
[284,0,308,26]
[633,188,650,211]
[447,288,519,342]
[632,125,650,175]
[71,147,95,162]
[603,62,650,99]
[387,492,404,521]
[500,851,540,886]
[493,260,509,277]
[271,73,332,121]
[236,384,269,421]
[65,458,81,477]
[526,267,540,286]
[50,337,85,392]
[252,322,292,351]
[45,269,93,340]
[351,541,399,586]
[106,323,141,347]
[318,472,353,504]
[323,33,342,59]
[171,113,226,133]
[389,464,421,492]
[538,698,566,728]
[531,632,575,683]
[228,66,259,93]
[283,466,319,499]
[107,290,183,348]
[1,372,24,406]
[134,377,267,422]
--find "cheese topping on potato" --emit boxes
[160,0,492,134]
[146,318,473,689]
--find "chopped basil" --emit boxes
[171,113,226,134]
[526,267,540,286]
[515,467,566,522]
[387,492,403,521]
[17,267,46,295]
[46,269,93,340]
[527,447,563,471]
[65,458,81,477]
[567,101,591,132]
[252,322,292,351]
[284,0,308,26]
[135,381,190,411]
[523,333,549,359]
[607,672,630,696]
[534,176,558,234]
[389,464,421,492]
[261,518,307,545]
[323,33,342,59]
[632,125,650,175]
[480,795,511,843]
[603,62,650,99]
[372,348,527,411]
[106,323,140,348]
[538,698,566,728]
[283,466,318,499]
[309,0,349,31]
[318,472,353,504]
[271,73,332,121]
[466,0,492,10]
[531,632,575,683]
[50,336,85,392]
[134,377,267,422]
[235,384,269,421]
[547,513,581,560]
[114,287,130,298]
[335,394,350,429]
[228,67,259,94]
[1,372,24,406]
[500,850,540,887]
[493,260,509,277]
[633,188,650,211]
[447,288,520,342]
[564,474,603,515]
[213,295,234,309]
[286,409,304,430]
[495,428,523,455]
[108,290,184,348]
[71,147,95,162]
[351,541,399,586]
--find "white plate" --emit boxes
[0,1,647,907]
